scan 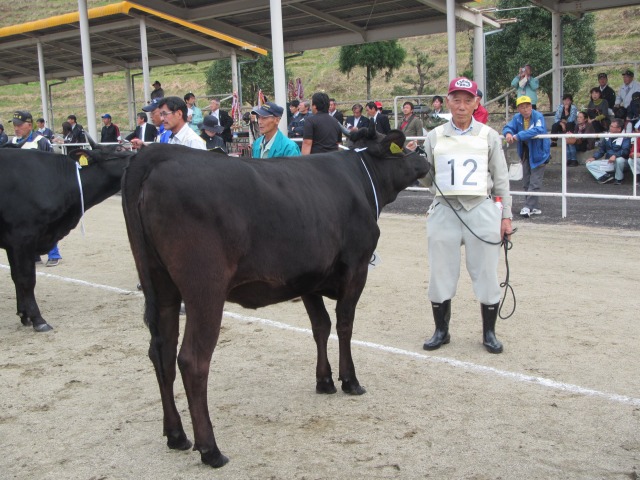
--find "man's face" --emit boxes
[186,96,195,107]
[517,102,533,120]
[210,100,220,112]
[609,121,623,134]
[577,112,586,124]
[289,104,297,114]
[353,107,362,118]
[298,103,308,115]
[159,107,184,133]
[137,116,145,126]
[366,106,377,117]
[67,118,76,126]
[257,115,279,137]
[36,121,45,129]
[329,101,336,113]
[13,121,32,139]
[446,92,478,123]
[598,76,607,87]
[432,98,442,110]
[623,74,633,85]
[102,117,111,126]
[150,109,162,127]
[402,104,413,116]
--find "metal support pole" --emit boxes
[125,68,135,130]
[473,16,485,99]
[36,41,50,127]
[231,50,239,99]
[140,17,151,104]
[552,12,562,110]
[446,0,457,81]
[270,0,288,133]
[78,0,97,140]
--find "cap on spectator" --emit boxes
[622,69,634,76]
[36,117,45,123]
[199,115,224,133]
[142,98,162,112]
[476,89,483,99]
[153,80,161,86]
[11,110,33,125]
[374,101,383,109]
[101,113,111,119]
[516,95,532,106]
[251,102,284,118]
[448,77,478,96]
[598,72,608,79]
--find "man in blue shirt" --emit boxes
[251,102,300,158]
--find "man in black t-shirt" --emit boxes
[301,92,343,154]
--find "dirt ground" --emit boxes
[1,195,639,480]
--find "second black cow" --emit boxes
[121,128,429,468]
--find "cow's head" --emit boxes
[348,122,407,158]
[67,134,133,166]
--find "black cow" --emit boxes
[0,139,133,332]
[121,128,428,468]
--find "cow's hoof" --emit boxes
[167,432,192,451]
[316,377,337,394]
[341,381,366,395]
[32,322,53,332]
[201,449,229,468]
[19,316,32,327]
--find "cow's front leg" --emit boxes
[302,293,336,394]
[7,246,52,332]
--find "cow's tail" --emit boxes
[120,155,161,338]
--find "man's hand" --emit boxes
[505,133,517,145]
[501,218,513,242]
[130,138,145,149]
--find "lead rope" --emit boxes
[357,151,379,219]
[75,162,86,235]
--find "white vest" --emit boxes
[13,134,44,150]
[433,124,490,197]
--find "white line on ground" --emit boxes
[3,263,639,408]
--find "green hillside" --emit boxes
[1,1,640,133]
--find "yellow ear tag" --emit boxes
[390,142,403,154]
[79,155,89,166]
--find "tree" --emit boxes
[485,0,596,108]
[396,47,445,96]
[338,41,407,99]
[205,52,293,106]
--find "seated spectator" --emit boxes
[550,93,578,146]
[0,124,7,145]
[472,89,489,124]
[597,73,616,113]
[585,118,630,185]
[615,69,640,109]
[573,111,596,154]
[625,92,640,131]
[587,88,610,127]
[399,101,424,146]
[199,115,227,152]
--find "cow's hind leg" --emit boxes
[145,270,192,452]
[6,245,52,332]
[178,292,228,468]
[302,294,336,394]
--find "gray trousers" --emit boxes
[522,159,546,210]
[426,198,502,305]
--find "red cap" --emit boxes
[374,101,383,109]
[448,77,478,96]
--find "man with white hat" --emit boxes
[419,77,513,354]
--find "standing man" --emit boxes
[328,98,344,125]
[251,102,300,158]
[184,92,203,133]
[151,80,164,100]
[157,96,206,150]
[366,101,391,134]
[208,98,234,144]
[511,64,539,109]
[597,73,616,112]
[615,69,640,109]
[125,112,157,145]
[289,100,309,138]
[345,103,369,132]
[11,110,62,267]
[100,114,121,143]
[503,95,551,218]
[301,92,343,154]
[35,118,54,140]
[419,78,513,354]
[66,115,86,144]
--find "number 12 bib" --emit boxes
[433,124,490,196]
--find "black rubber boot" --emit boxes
[482,303,503,354]
[423,300,451,351]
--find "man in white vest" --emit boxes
[417,77,513,354]
[11,111,62,266]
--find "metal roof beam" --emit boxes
[415,0,500,27]
[98,31,177,62]
[197,18,272,50]
[531,0,640,13]
[289,3,367,40]
[55,43,129,69]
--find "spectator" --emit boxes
[585,118,630,185]
[328,98,344,125]
[11,110,61,266]
[66,115,86,144]
[587,87,610,129]
[425,95,448,130]
[399,101,424,146]
[550,93,578,147]
[100,114,121,143]
[287,99,300,126]
[431,95,445,115]
[35,118,54,140]
[51,121,73,145]
[573,111,596,157]
[158,96,206,149]
[151,80,164,100]
[615,69,640,109]
[125,112,158,145]
[418,77,513,354]
[208,98,234,144]
[503,95,551,218]
[199,115,227,152]
[131,98,171,149]
[288,100,309,138]
[184,92,204,134]
[472,89,489,124]
[0,124,7,145]
[365,101,391,135]
[511,64,539,109]
[345,103,369,132]
[597,73,616,112]
[625,92,640,131]
[301,92,343,154]
[251,102,300,158]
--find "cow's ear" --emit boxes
[68,149,92,163]
[380,130,406,156]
